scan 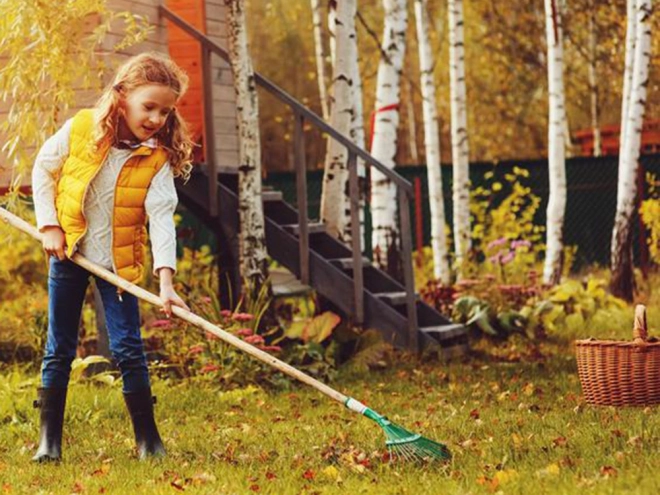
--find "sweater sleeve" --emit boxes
[145,163,179,275]
[32,118,73,231]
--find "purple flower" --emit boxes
[500,251,516,264]
[511,240,532,249]
[487,237,508,250]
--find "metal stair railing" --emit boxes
[159,6,420,351]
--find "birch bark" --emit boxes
[542,0,567,285]
[448,0,471,276]
[415,0,450,284]
[226,0,270,298]
[370,0,408,272]
[611,0,652,300]
[321,0,355,239]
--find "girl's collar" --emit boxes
[114,137,158,150]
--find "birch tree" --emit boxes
[343,1,367,244]
[611,0,652,301]
[415,0,450,284]
[542,0,568,285]
[370,0,408,273]
[311,0,330,121]
[226,0,271,300]
[320,0,354,239]
[620,0,638,155]
[448,0,471,276]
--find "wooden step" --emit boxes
[373,291,420,306]
[329,257,372,270]
[282,222,326,235]
[420,323,468,341]
[262,190,283,202]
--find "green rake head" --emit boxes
[345,398,451,462]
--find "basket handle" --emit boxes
[633,304,648,342]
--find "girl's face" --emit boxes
[118,83,178,143]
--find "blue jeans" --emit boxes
[41,257,150,392]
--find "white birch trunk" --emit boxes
[321,0,354,239]
[226,0,270,297]
[542,0,568,285]
[343,1,367,244]
[415,0,450,284]
[448,0,471,275]
[620,0,638,154]
[588,4,602,157]
[611,0,652,300]
[370,0,408,271]
[311,0,330,121]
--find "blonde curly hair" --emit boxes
[93,52,194,181]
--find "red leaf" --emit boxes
[302,469,316,480]
[249,484,260,492]
[266,471,277,480]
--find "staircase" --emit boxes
[177,172,468,356]
[161,5,469,355]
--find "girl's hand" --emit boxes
[159,285,190,318]
[157,267,189,317]
[42,226,67,260]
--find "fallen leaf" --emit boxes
[600,466,618,478]
[302,469,316,480]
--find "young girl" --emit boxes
[31,52,194,462]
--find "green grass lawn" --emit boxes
[1,332,659,495]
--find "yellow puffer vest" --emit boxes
[56,109,169,283]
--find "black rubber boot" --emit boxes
[123,390,166,460]
[32,387,67,462]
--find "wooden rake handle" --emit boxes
[0,207,349,405]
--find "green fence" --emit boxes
[263,154,660,270]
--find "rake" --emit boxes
[0,207,451,463]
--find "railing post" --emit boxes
[348,151,364,325]
[398,188,419,352]
[293,111,309,285]
[201,44,218,217]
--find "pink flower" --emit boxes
[232,312,255,322]
[200,364,220,374]
[200,296,212,303]
[261,345,282,353]
[500,251,516,264]
[220,310,232,317]
[188,344,205,355]
[487,237,508,250]
[511,240,532,250]
[236,328,253,337]
[150,319,172,329]
[244,335,265,346]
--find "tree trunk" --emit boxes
[542,0,567,286]
[370,0,408,275]
[620,0,638,154]
[343,1,367,245]
[611,0,652,301]
[311,0,330,121]
[415,0,451,284]
[405,79,419,164]
[328,0,337,69]
[448,0,471,277]
[587,3,602,157]
[321,0,354,239]
[226,0,271,301]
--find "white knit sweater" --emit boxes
[32,118,178,275]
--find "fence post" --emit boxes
[294,111,309,285]
[348,151,364,324]
[201,43,217,217]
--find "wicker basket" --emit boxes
[575,305,660,407]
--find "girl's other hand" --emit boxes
[159,285,190,318]
[42,226,67,260]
